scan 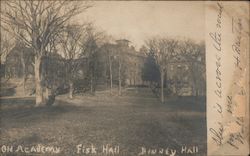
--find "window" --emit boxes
[184,76,188,81]
[170,65,173,70]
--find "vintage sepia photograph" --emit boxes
[0,1,207,156]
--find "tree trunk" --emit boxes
[160,70,164,103]
[109,56,113,95]
[69,80,73,99]
[165,70,168,91]
[118,61,122,96]
[90,75,93,93]
[190,63,198,98]
[20,52,26,96]
[192,74,198,98]
[35,55,45,107]
[195,88,199,97]
[22,76,26,95]
[45,87,49,100]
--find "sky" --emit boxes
[0,1,202,62]
[75,1,204,49]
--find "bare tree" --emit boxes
[0,28,15,76]
[117,47,123,96]
[1,28,32,95]
[43,32,61,99]
[59,24,85,99]
[141,47,160,87]
[178,39,205,97]
[81,24,104,94]
[15,30,35,96]
[101,43,116,95]
[16,39,31,95]
[146,37,178,103]
[115,41,130,96]
[1,1,91,106]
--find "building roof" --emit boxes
[116,39,131,43]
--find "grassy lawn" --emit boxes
[0,88,206,156]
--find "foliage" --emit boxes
[141,51,160,83]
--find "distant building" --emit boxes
[116,39,130,47]
[96,39,146,88]
[166,55,206,96]
[4,44,34,78]
[124,47,146,86]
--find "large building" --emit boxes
[95,39,146,88]
[166,54,206,96]
[4,44,34,78]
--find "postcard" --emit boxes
[0,1,249,156]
